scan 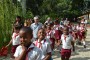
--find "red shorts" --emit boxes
[72,32,78,40]
[11,45,19,54]
[78,31,85,40]
[61,48,71,58]
[54,30,61,40]
[50,38,55,45]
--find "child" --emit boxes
[58,26,75,60]
[6,24,22,58]
[14,16,23,27]
[53,20,62,45]
[14,27,44,60]
[24,19,32,27]
[46,23,55,50]
[79,23,87,48]
[33,28,52,60]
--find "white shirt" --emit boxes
[53,25,60,30]
[44,20,52,24]
[14,44,44,60]
[85,20,87,24]
[61,34,73,49]
[30,22,43,38]
[12,33,20,45]
[46,30,54,39]
[33,39,52,55]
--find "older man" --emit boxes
[30,16,43,41]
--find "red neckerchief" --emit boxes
[64,35,67,42]
[46,30,51,36]
[14,33,18,38]
[35,39,46,49]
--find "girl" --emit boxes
[14,16,23,27]
[53,20,62,45]
[58,26,75,60]
[46,23,55,51]
[24,19,32,27]
[33,28,52,60]
[6,24,22,58]
[79,23,87,48]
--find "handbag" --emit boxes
[0,46,8,56]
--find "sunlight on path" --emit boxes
[53,28,90,60]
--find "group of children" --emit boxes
[6,16,87,60]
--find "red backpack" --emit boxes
[0,46,8,56]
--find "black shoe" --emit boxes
[78,42,82,45]
[84,45,86,48]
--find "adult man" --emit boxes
[30,16,43,41]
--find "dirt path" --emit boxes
[0,28,90,60]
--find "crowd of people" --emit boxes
[6,16,87,60]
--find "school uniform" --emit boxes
[11,33,20,56]
[53,25,61,40]
[61,34,73,58]
[33,39,52,55]
[79,27,86,39]
[14,43,44,60]
[46,30,55,48]
[71,26,78,40]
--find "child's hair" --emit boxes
[54,20,59,23]
[13,24,22,30]
[63,26,69,31]
[38,28,45,33]
[16,16,21,21]
[20,27,33,35]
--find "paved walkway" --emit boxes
[53,28,90,60]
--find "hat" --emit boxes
[34,16,39,20]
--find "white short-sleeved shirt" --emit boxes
[14,44,44,60]
[46,30,54,39]
[12,33,20,45]
[30,22,43,38]
[61,34,73,49]
[33,39,52,55]
[53,25,60,30]
[76,26,80,31]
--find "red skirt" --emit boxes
[50,38,55,49]
[78,31,86,40]
[61,48,71,58]
[11,45,19,54]
[54,30,61,40]
[72,32,78,40]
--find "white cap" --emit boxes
[34,16,39,20]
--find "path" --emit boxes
[53,28,90,60]
[0,28,90,60]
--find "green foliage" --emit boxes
[0,0,89,48]
[0,0,22,48]
[25,10,34,19]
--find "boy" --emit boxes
[58,26,75,60]
[14,27,44,60]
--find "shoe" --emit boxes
[84,45,86,48]
[78,42,82,45]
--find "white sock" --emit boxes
[83,41,86,45]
